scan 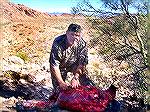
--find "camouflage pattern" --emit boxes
[49,34,94,90]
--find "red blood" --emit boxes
[57,85,116,112]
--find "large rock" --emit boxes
[2,56,24,72]
[8,56,24,65]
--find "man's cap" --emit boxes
[67,23,82,32]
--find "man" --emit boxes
[49,23,94,92]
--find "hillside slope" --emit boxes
[1,0,88,65]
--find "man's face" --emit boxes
[66,31,81,46]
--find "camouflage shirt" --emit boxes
[49,34,88,72]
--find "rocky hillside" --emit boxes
[1,0,51,22]
[1,0,92,81]
[0,1,90,111]
[1,0,89,63]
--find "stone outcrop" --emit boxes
[1,1,51,22]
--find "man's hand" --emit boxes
[59,81,70,90]
[71,75,80,88]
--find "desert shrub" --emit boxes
[16,50,30,62]
[53,25,66,30]
[3,70,21,81]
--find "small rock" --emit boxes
[8,56,24,65]
[41,60,50,72]
[3,96,18,106]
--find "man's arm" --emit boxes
[49,39,69,89]
[50,65,64,84]
[50,65,69,89]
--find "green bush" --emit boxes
[16,50,30,62]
